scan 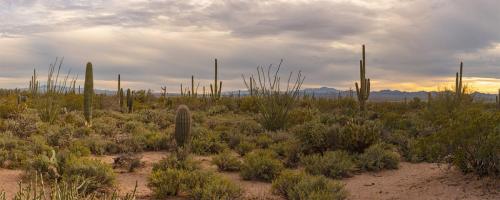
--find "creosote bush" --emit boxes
[359,143,400,171]
[272,170,347,200]
[240,149,284,182]
[301,150,356,179]
[212,150,242,171]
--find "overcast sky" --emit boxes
[0,0,499,93]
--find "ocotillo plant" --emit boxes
[210,59,222,100]
[83,62,93,126]
[174,105,191,148]
[355,44,371,111]
[126,88,133,113]
[455,62,464,101]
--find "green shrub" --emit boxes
[293,121,329,154]
[240,149,284,182]
[152,154,200,172]
[212,151,242,171]
[234,140,256,156]
[149,168,187,198]
[339,119,382,153]
[190,173,242,200]
[359,143,400,171]
[272,170,347,200]
[208,105,229,116]
[191,128,228,155]
[61,157,115,192]
[301,151,355,179]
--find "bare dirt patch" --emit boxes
[0,169,23,199]
[343,162,499,200]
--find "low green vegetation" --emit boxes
[1,56,498,199]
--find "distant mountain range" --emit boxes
[17,86,498,102]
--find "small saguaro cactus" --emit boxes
[210,59,223,100]
[175,105,192,148]
[455,62,464,101]
[117,74,121,102]
[126,88,133,113]
[83,62,94,126]
[355,44,370,111]
[496,89,499,108]
[119,88,124,111]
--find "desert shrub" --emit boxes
[212,151,242,171]
[234,120,263,135]
[0,102,19,119]
[136,109,173,129]
[292,121,329,154]
[68,140,91,157]
[359,143,400,171]
[287,107,320,127]
[5,113,38,138]
[338,119,382,153]
[189,172,242,200]
[92,116,119,136]
[239,96,259,113]
[152,154,200,172]
[191,128,228,155]
[240,149,284,182]
[234,140,257,156]
[270,140,301,168]
[434,107,500,177]
[272,170,347,200]
[61,157,115,192]
[208,105,229,116]
[301,150,355,179]
[254,133,273,148]
[113,153,143,172]
[149,168,187,198]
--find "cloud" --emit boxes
[0,0,499,93]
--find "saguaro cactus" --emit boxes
[83,62,94,126]
[119,88,124,111]
[175,105,191,148]
[210,59,222,100]
[455,62,464,101]
[496,89,499,108]
[355,45,370,111]
[126,88,133,113]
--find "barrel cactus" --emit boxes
[174,105,192,148]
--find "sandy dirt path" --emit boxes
[343,162,499,200]
[2,153,498,200]
[0,169,23,199]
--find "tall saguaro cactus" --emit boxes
[210,59,222,100]
[29,68,39,96]
[83,62,94,126]
[175,105,192,148]
[455,62,464,101]
[126,88,133,113]
[496,89,499,108]
[355,45,370,111]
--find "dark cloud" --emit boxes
[0,0,499,92]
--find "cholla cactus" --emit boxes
[355,45,370,111]
[174,105,191,148]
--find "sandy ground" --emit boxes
[0,169,23,199]
[1,152,498,200]
[343,162,499,200]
